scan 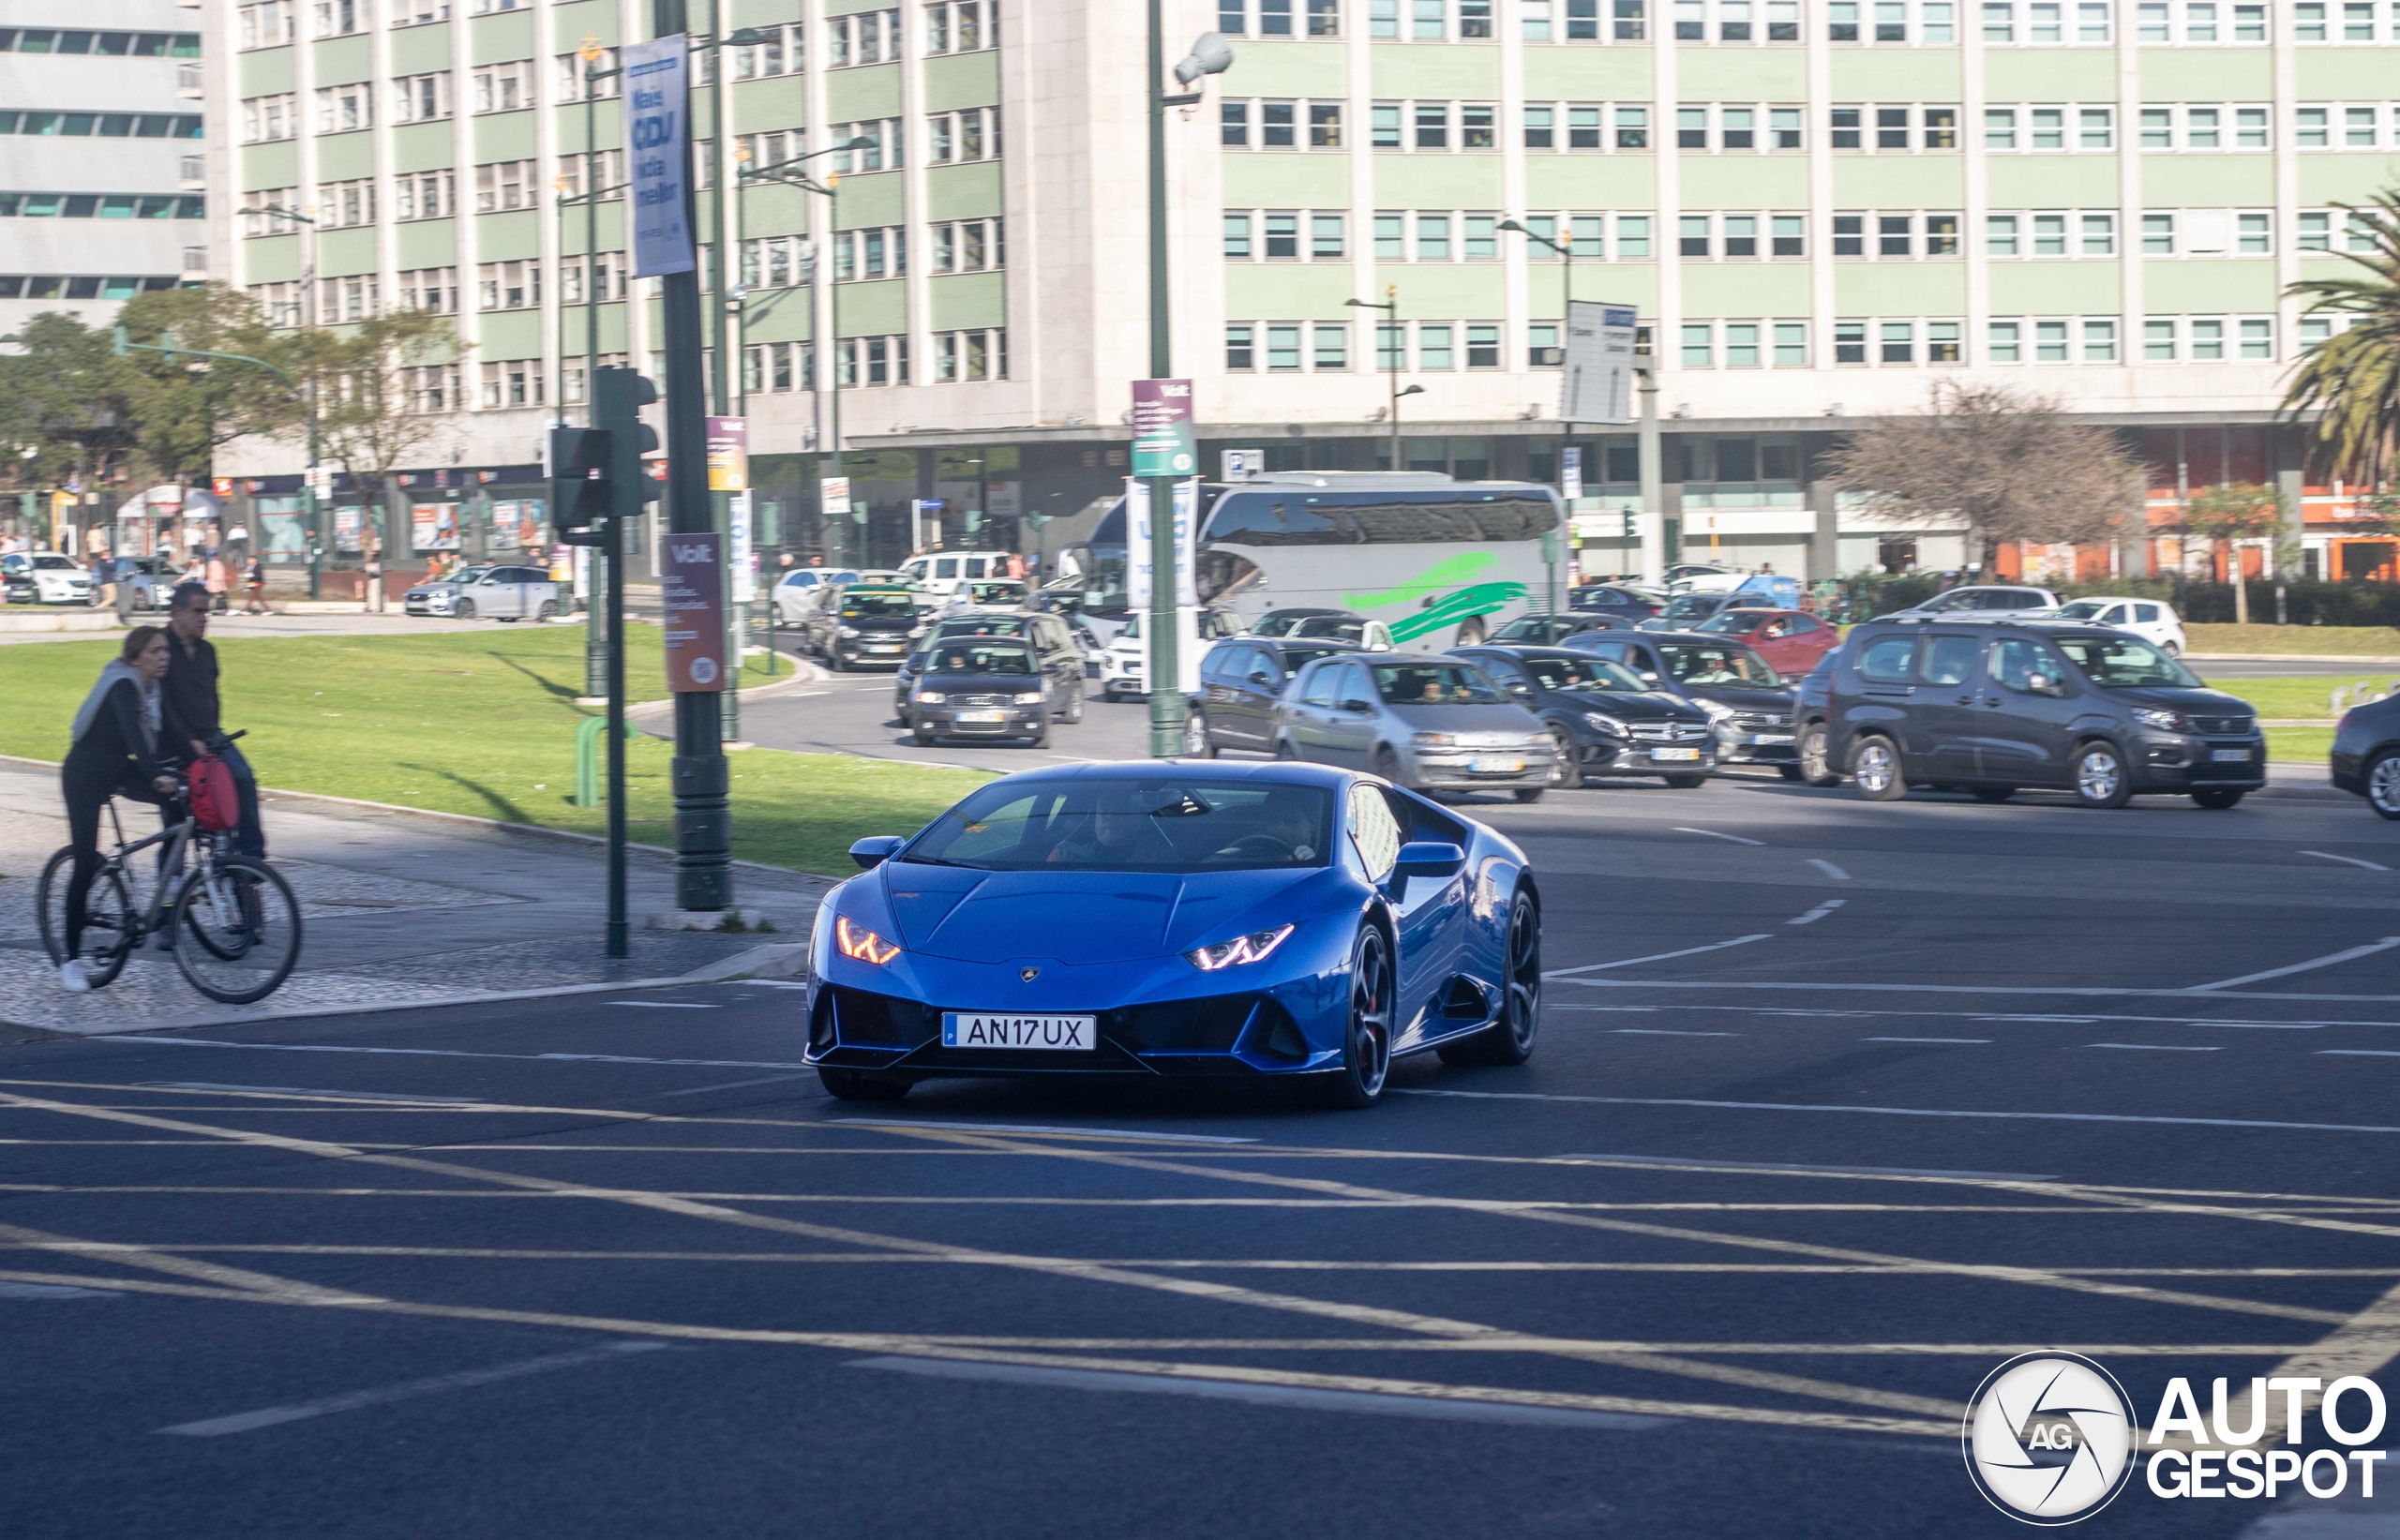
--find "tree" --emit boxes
[2283,190,2400,484]
[111,284,306,497]
[0,313,134,546]
[292,309,469,561]
[1820,382,2141,570]
[2182,483,2288,625]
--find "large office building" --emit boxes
[201,0,2399,587]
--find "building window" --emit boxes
[1772,214,1804,255]
[2298,108,2329,148]
[1416,102,1448,148]
[1266,323,1303,370]
[1612,214,1646,256]
[561,251,627,303]
[740,234,813,289]
[2035,319,2069,362]
[1879,213,1912,256]
[2187,317,2224,360]
[1524,104,1555,149]
[1989,319,2021,362]
[1682,321,1713,367]
[2081,212,2115,255]
[1881,321,1914,364]
[392,72,452,124]
[555,150,627,202]
[1263,100,1297,147]
[1724,321,1760,366]
[835,118,913,172]
[2143,213,2174,254]
[1724,215,1757,256]
[478,359,545,409]
[1528,321,1561,366]
[238,1,295,47]
[922,1,998,53]
[314,274,379,323]
[2033,211,2066,255]
[1617,105,1649,148]
[827,8,902,67]
[2082,318,2117,362]
[1419,323,1454,368]
[1314,322,1350,369]
[2145,317,2177,360]
[1774,321,1808,366]
[1833,213,1864,256]
[1222,101,1249,147]
[1311,102,1343,146]
[241,94,296,143]
[1831,106,1860,149]
[2241,317,2272,358]
[832,226,909,281]
[406,365,462,413]
[1466,322,1500,366]
[1226,324,1255,370]
[1312,211,1346,257]
[1681,215,1711,257]
[1223,212,1252,257]
[395,171,457,220]
[930,217,1003,272]
[471,60,535,114]
[2238,212,2271,253]
[738,343,811,396]
[835,335,911,386]
[314,82,372,133]
[1834,320,1866,364]
[1264,211,1299,258]
[934,329,1007,381]
[315,178,376,228]
[475,260,542,310]
[1988,214,2018,255]
[241,191,299,239]
[1418,212,1452,259]
[473,160,537,212]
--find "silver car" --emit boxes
[1273,654,1558,802]
[403,562,562,620]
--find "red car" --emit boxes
[1693,607,1839,678]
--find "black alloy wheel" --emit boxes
[1546,724,1582,789]
[1321,926,1394,1108]
[1439,890,1541,1068]
[2365,750,2400,820]
[453,599,475,620]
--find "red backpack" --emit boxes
[188,755,239,832]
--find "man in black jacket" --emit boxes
[162,581,264,859]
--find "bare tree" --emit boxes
[1821,382,2142,569]
[292,310,468,588]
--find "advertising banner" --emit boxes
[662,531,727,691]
[1129,379,1197,477]
[1123,477,1198,610]
[411,501,460,552]
[728,491,756,602]
[705,416,749,491]
[1561,301,1639,426]
[1562,446,1584,501]
[622,36,696,278]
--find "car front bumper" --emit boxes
[404,591,454,615]
[2133,735,2269,792]
[836,635,912,666]
[1402,745,1558,790]
[1583,739,1719,776]
[914,705,1048,736]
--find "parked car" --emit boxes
[1488,614,1607,646]
[897,550,1019,597]
[806,585,922,670]
[907,637,1081,747]
[1824,619,2264,809]
[1184,635,1364,757]
[1564,630,1800,771]
[2332,689,2400,818]
[1452,646,1718,789]
[772,566,862,624]
[2044,596,2188,655]
[895,611,1087,724]
[1568,583,1663,623]
[1664,562,1746,591]
[1,551,92,606]
[1099,607,1245,700]
[1273,653,1557,800]
[1694,606,1841,677]
[1877,584,2063,621]
[110,555,181,610]
[404,563,560,620]
[1248,607,1396,649]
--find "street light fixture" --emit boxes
[1499,217,1576,545]
[1345,291,1420,473]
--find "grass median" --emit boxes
[2183,623,2400,657]
[0,623,988,876]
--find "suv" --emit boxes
[894,610,1085,722]
[1184,635,1362,756]
[1822,620,2264,809]
[1878,584,2062,621]
[2332,691,2400,818]
[1563,630,1800,772]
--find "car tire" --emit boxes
[1971,785,2018,803]
[913,724,937,745]
[1546,724,1582,789]
[1513,786,1546,803]
[2366,750,2400,820]
[1777,763,1804,782]
[817,1067,910,1101]
[1438,889,1543,1069]
[454,599,475,620]
[537,600,559,621]
[1319,926,1394,1109]
[1852,736,1907,801]
[2072,740,2136,809]
[2191,787,2245,810]
[1797,722,1842,787]
[1185,712,1217,758]
[1662,773,1708,789]
[1372,746,1407,788]
[2163,640,2183,657]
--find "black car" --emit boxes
[807,585,923,671]
[1563,630,1800,772]
[1822,619,2265,809]
[895,611,1085,725]
[1640,591,1746,632]
[1184,635,1361,756]
[1452,646,1718,788]
[1568,584,1662,623]
[1488,614,1614,646]
[2331,690,2400,817]
[908,638,1076,747]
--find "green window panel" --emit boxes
[2141,258,2276,313]
[1520,45,1651,99]
[389,22,453,75]
[730,0,795,27]
[1372,154,1503,207]
[316,128,375,181]
[834,277,908,336]
[474,110,541,162]
[1985,261,2123,315]
[1985,156,2119,208]
[1681,263,1810,316]
[549,1,617,51]
[237,45,295,97]
[560,301,630,356]
[312,33,373,85]
[921,49,1002,110]
[476,209,541,261]
[553,202,625,256]
[1679,157,1809,210]
[742,182,818,237]
[1829,49,1961,98]
[689,88,717,141]
[1524,262,1658,312]
[1227,263,1369,318]
[826,0,897,12]
[2141,154,2272,207]
[1359,263,1504,318]
[317,225,381,277]
[922,160,1001,221]
[481,309,543,359]
[733,74,811,129]
[412,328,466,367]
[469,8,537,65]
[1829,157,1964,207]
[240,141,299,191]
[928,270,1006,332]
[826,63,904,122]
[392,122,457,174]
[1522,156,1658,207]
[1830,262,1967,315]
[740,295,814,345]
[1675,49,1805,101]
[832,170,905,229]
[2297,50,2399,100]
[242,234,302,284]
[2138,47,2268,100]
[1984,49,2113,100]
[553,109,623,156]
[1223,155,1351,208]
[1227,38,1346,97]
[2300,156,2400,205]
[1369,42,1503,98]
[396,217,458,269]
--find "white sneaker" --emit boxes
[57,960,90,993]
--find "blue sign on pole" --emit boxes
[622,36,695,279]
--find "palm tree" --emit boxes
[2283,190,2400,484]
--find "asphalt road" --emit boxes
[8,770,2400,1537]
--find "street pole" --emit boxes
[1638,360,1664,586]
[1144,0,1179,759]
[580,39,612,699]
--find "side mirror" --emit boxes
[2028,674,2067,697]
[1249,671,1275,686]
[848,835,905,869]
[1393,841,1467,881]
[1341,697,1374,713]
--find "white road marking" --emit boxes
[1789,899,1848,926]
[2188,938,2400,994]
[120,1039,820,1070]
[1394,1087,2400,1135]
[1544,934,1773,979]
[1614,1029,1740,1038]
[658,1074,817,1097]
[1864,1037,1993,1045]
[606,1001,723,1009]
[2321,1051,2400,1059]
[1808,859,1852,881]
[2302,851,2393,872]
[2087,1042,2224,1053]
[0,1279,117,1299]
[1549,978,2400,1003]
[1673,827,1764,846]
[158,1340,670,1437]
[835,1118,1258,1145]
[140,1083,483,1104]
[1561,1154,2056,1181]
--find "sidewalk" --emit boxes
[0,761,835,1039]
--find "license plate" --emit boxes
[942,1013,1096,1050]
[867,643,901,651]
[1470,756,1524,773]
[1752,733,1794,744]
[959,710,1007,723]
[2212,747,2252,762]
[1650,747,1702,762]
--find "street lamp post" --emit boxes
[1345,290,1421,473]
[1499,217,1574,524]
[237,202,322,599]
[555,37,623,698]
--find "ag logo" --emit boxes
[1964,1353,2137,1525]
[689,656,719,685]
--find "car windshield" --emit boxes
[938,617,1028,638]
[1659,594,1727,623]
[2053,635,2200,687]
[1492,617,1566,641]
[1251,611,1311,636]
[929,642,1037,675]
[1279,643,1351,670]
[1697,610,1771,636]
[32,555,74,570]
[1658,643,1780,687]
[1524,654,1646,693]
[842,592,918,619]
[2053,600,2108,620]
[1295,616,1370,641]
[1372,662,1507,704]
[906,778,1335,873]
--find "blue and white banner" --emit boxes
[622,35,695,278]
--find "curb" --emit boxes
[2189,653,2400,665]
[622,657,821,721]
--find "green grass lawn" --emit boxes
[0,625,988,875]
[2183,623,2400,656]
[2193,674,2400,765]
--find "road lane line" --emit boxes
[658,1074,817,1097]
[1808,859,1852,881]
[2086,1042,2223,1053]
[140,1083,485,1104]
[1789,899,1847,925]
[2321,1050,2400,1058]
[158,1341,670,1437]
[1613,1029,1740,1038]
[2186,937,2400,993]
[2302,851,2392,872]
[1560,1154,2052,1181]
[1673,827,1764,845]
[1549,978,2400,1002]
[606,1002,723,1009]
[832,1119,1258,1145]
[117,1039,822,1070]
[1543,934,1773,979]
[1865,1037,1993,1045]
[1393,1086,2400,1137]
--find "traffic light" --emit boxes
[593,366,661,526]
[550,426,611,544]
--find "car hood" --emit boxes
[923,671,1044,689]
[2111,685,2254,716]
[1379,701,1544,734]
[1681,682,1796,710]
[411,583,458,594]
[1554,688,1706,722]
[877,864,1328,964]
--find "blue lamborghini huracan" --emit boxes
[804,761,1542,1107]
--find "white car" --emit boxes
[2,551,94,606]
[771,566,861,624]
[1881,584,2064,621]
[897,550,1019,597]
[2047,596,2188,654]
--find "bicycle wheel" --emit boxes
[172,857,302,1004]
[37,846,138,985]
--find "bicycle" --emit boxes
[37,734,304,1005]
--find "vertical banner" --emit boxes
[705,416,749,490]
[622,36,696,278]
[662,531,728,691]
[1561,445,1583,501]
[728,491,756,602]
[820,475,850,521]
[1561,301,1639,426]
[1130,379,1197,477]
[1124,478,1199,610]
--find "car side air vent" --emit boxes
[1247,998,1312,1061]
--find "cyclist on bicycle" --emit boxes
[164,580,264,860]
[59,625,188,992]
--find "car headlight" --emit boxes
[1412,731,1455,746]
[1014,691,1044,704]
[915,690,945,704]
[834,915,901,964]
[1582,711,1627,736]
[1185,923,1296,972]
[1697,698,1736,721]
[837,625,861,638]
[2132,707,2187,732]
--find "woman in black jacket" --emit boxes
[58,625,186,991]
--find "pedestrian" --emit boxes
[363,522,384,614]
[112,555,136,623]
[89,549,112,609]
[243,554,266,614]
[162,581,265,861]
[204,548,232,614]
[56,624,187,990]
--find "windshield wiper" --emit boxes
[897,855,990,870]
